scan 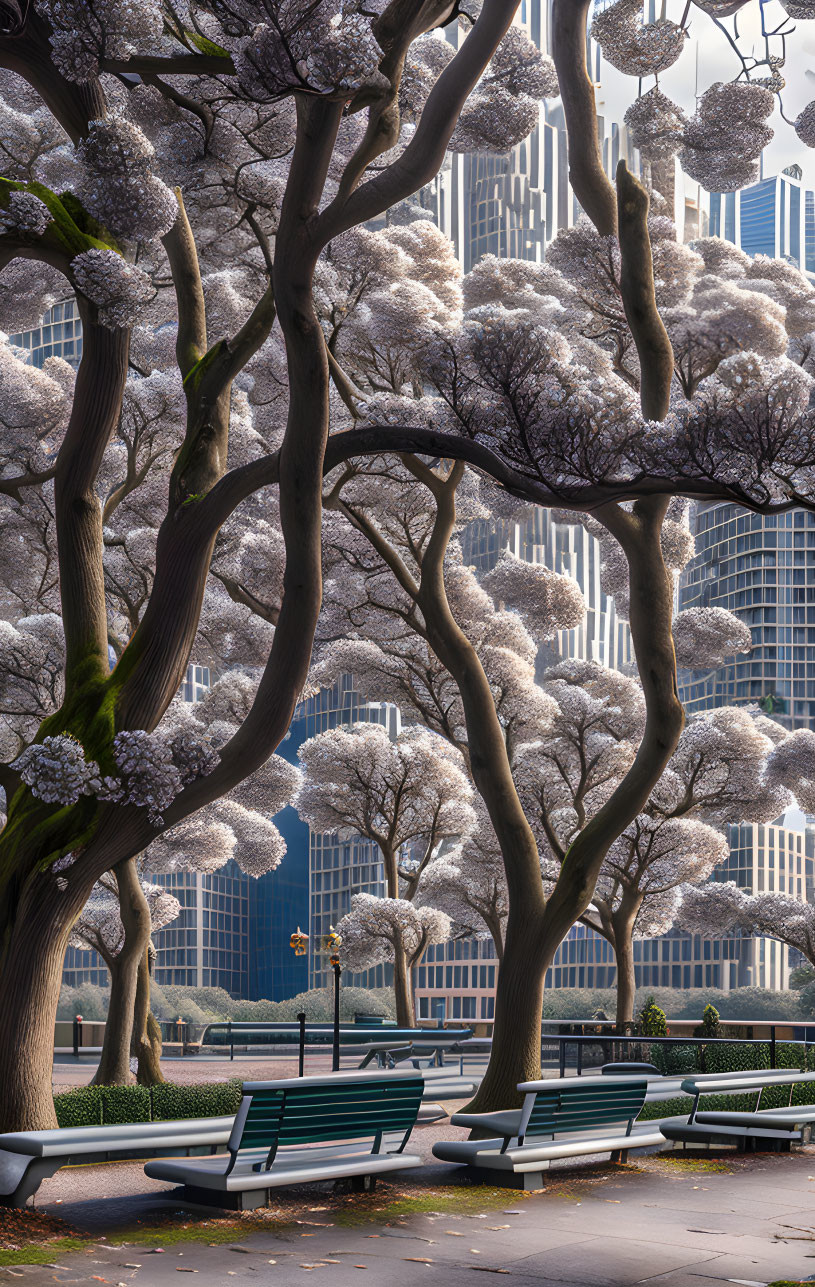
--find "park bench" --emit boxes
[144,1071,424,1209]
[432,1074,665,1189]
[659,1070,815,1149]
[0,1114,235,1208]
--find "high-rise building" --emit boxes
[708,168,815,272]
[463,507,633,673]
[7,298,83,367]
[679,504,815,730]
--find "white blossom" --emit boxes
[12,734,101,806]
[71,249,153,329]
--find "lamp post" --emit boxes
[289,927,309,1075]
[320,926,343,1073]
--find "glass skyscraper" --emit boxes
[679,504,815,730]
[708,169,815,271]
[7,298,83,367]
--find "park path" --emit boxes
[6,1143,815,1285]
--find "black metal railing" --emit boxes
[547,1030,812,1076]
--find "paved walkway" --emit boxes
[8,1147,815,1285]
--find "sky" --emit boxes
[595,0,815,190]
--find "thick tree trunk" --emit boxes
[0,876,80,1131]
[0,813,150,1131]
[468,907,547,1109]
[133,945,165,1085]
[393,939,415,1028]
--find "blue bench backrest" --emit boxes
[521,1079,648,1142]
[227,1076,423,1172]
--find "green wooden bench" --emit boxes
[432,1075,665,1189]
[144,1071,424,1208]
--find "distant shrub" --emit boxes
[638,998,668,1037]
[695,1004,722,1039]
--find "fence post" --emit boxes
[770,1025,776,1070]
[577,1039,583,1077]
[298,1011,306,1077]
[228,1021,233,1061]
[559,1038,566,1078]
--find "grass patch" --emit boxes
[0,1236,88,1267]
[650,1156,733,1173]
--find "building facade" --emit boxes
[708,169,815,272]
[7,298,83,367]
[463,506,633,673]
[678,503,815,730]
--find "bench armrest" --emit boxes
[448,1109,524,1140]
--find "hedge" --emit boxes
[54,1079,243,1127]
[637,1040,815,1121]
[151,1080,243,1121]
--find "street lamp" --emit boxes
[289,927,309,1075]
[320,926,343,1072]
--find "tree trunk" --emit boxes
[92,953,135,1087]
[0,876,79,1131]
[133,944,164,1085]
[466,907,548,1110]
[614,934,637,1035]
[612,895,643,1033]
[91,858,153,1085]
[393,938,415,1028]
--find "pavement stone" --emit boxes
[8,1128,815,1286]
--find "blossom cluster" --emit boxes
[71,248,153,330]
[101,728,217,826]
[76,116,177,242]
[13,735,101,806]
[34,0,164,83]
[591,0,685,77]
[234,1,386,100]
[0,189,51,237]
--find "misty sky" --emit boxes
[595,1,815,190]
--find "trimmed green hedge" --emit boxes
[54,1079,243,1127]
[637,1041,815,1120]
[151,1080,243,1121]
[650,1044,702,1076]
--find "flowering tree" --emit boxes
[336,892,451,1016]
[295,721,474,1022]
[679,883,815,974]
[0,0,552,1130]
[512,657,788,1027]
[5,0,815,1132]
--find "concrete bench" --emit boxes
[0,1115,234,1207]
[659,1070,815,1149]
[432,1075,665,1189]
[145,1071,424,1209]
[641,1066,795,1104]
